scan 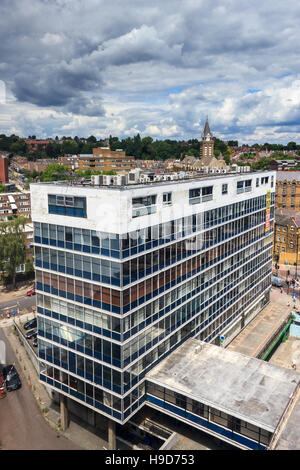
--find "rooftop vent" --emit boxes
[195,344,203,354]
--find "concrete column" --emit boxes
[60,394,69,431]
[87,409,95,427]
[108,418,116,450]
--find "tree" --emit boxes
[250,157,273,170]
[214,139,227,156]
[9,140,27,153]
[40,164,70,182]
[87,135,97,143]
[62,140,79,155]
[45,142,61,158]
[0,217,26,287]
[287,141,297,151]
[228,140,238,147]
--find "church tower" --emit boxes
[200,117,214,162]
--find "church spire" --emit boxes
[202,117,212,140]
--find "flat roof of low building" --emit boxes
[146,338,300,432]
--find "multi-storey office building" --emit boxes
[31,170,275,428]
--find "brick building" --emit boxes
[0,155,9,183]
[58,155,79,170]
[273,172,300,268]
[78,146,135,173]
[27,159,58,173]
[25,139,51,152]
[273,209,300,270]
[275,171,300,210]
[200,118,214,161]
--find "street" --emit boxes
[0,295,36,315]
[0,326,81,450]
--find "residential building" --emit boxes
[275,171,300,210]
[273,208,300,268]
[10,155,29,173]
[27,159,59,173]
[270,160,300,171]
[31,169,275,443]
[78,146,135,173]
[58,155,79,170]
[0,191,31,221]
[25,139,51,152]
[0,155,9,183]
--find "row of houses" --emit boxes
[273,172,300,268]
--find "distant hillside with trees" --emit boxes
[1,132,300,163]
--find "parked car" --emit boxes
[27,288,36,296]
[272,275,283,287]
[2,365,21,391]
[24,318,37,330]
[32,337,38,347]
[25,328,37,339]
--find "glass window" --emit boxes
[163,192,172,205]
[132,195,157,217]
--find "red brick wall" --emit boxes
[0,156,8,183]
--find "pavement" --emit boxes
[0,325,81,450]
[1,322,110,450]
[274,263,300,280]
[227,287,299,364]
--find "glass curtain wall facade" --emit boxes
[33,185,275,424]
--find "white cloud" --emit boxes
[41,33,63,46]
[1,0,300,143]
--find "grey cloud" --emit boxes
[1,0,300,141]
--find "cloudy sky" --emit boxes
[1,0,300,144]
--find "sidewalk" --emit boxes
[227,287,296,358]
[273,263,300,281]
[2,324,109,450]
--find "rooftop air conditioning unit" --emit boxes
[128,172,136,182]
[154,174,163,181]
[91,175,100,186]
[115,174,128,185]
[140,175,150,183]
[128,169,141,183]
[102,175,114,185]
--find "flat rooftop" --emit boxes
[146,338,300,432]
[31,170,273,191]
